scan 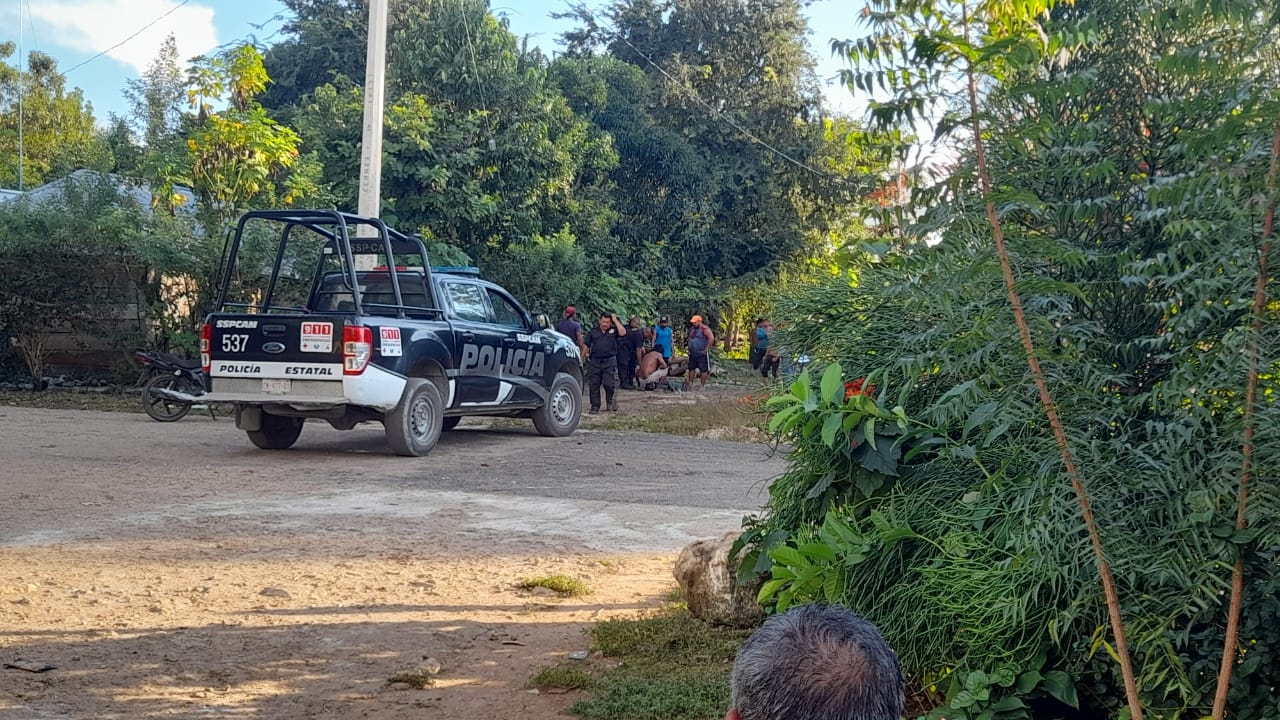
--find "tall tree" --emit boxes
[560,0,874,300]
[0,44,109,188]
[288,0,617,261]
[150,45,320,230]
[124,34,186,149]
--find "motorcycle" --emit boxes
[134,349,219,422]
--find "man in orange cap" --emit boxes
[684,314,715,391]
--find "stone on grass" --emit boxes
[673,531,764,627]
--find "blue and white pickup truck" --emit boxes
[195,210,583,456]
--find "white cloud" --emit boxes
[21,0,219,74]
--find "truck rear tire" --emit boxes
[385,378,444,456]
[247,413,304,450]
[532,372,582,437]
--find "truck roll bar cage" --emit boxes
[214,210,444,319]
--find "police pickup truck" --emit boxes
[192,210,583,456]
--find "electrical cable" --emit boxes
[456,0,496,150]
[60,0,193,77]
[23,0,38,50]
[586,8,841,182]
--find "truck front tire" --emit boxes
[385,378,444,456]
[532,372,582,437]
[247,413,304,450]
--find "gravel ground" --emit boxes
[0,404,783,719]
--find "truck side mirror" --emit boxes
[534,313,551,330]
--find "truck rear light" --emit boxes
[344,325,373,375]
[200,323,211,374]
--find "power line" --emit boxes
[60,0,193,77]
[585,9,841,183]
[23,0,38,50]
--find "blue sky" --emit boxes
[2,0,865,123]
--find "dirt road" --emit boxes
[0,406,782,719]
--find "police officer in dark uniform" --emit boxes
[585,312,627,413]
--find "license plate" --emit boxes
[262,379,291,395]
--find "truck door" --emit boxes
[483,286,545,405]
[441,279,501,405]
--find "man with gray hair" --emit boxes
[726,604,904,720]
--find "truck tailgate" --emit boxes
[207,314,346,388]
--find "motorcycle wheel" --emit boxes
[142,374,196,422]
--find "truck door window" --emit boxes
[444,282,489,323]
[486,289,525,328]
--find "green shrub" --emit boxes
[748,227,1280,717]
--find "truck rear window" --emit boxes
[314,271,436,316]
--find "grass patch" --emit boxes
[661,587,686,605]
[530,665,594,691]
[518,574,592,597]
[0,389,140,413]
[562,606,757,720]
[386,669,435,688]
[596,395,767,441]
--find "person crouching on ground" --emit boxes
[684,314,715,391]
[637,344,673,391]
[585,312,626,413]
[726,604,904,720]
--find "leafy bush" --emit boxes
[481,228,654,319]
[0,175,147,382]
[747,224,1280,717]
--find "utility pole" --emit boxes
[356,0,388,244]
[16,0,24,191]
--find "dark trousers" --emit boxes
[587,362,617,409]
[620,352,638,388]
[761,355,780,379]
[749,346,764,370]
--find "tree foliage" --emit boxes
[0,176,146,382]
[750,0,1280,717]
[0,44,110,188]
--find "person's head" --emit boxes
[564,306,577,319]
[727,604,904,720]
[629,315,641,328]
[659,316,670,327]
[755,317,765,327]
[691,314,703,327]
[599,312,613,331]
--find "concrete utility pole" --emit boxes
[356,0,389,240]
[17,0,24,191]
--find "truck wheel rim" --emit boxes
[411,396,434,439]
[551,386,575,425]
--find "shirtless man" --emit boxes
[637,345,673,391]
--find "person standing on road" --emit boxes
[749,318,766,370]
[760,320,780,380]
[653,316,674,361]
[684,315,715,391]
[620,316,644,389]
[555,306,587,360]
[585,312,627,413]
